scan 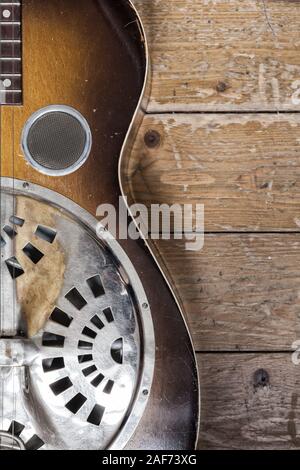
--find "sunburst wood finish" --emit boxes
[1,0,146,211]
[0,0,199,449]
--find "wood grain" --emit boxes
[129,113,300,232]
[197,352,300,449]
[130,0,300,450]
[134,0,300,112]
[1,0,145,214]
[0,2,200,449]
[155,235,300,351]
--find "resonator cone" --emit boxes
[0,179,154,450]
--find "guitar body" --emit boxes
[0,0,199,450]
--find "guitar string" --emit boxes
[11,1,17,447]
[0,0,3,445]
[0,0,4,440]
[0,0,6,442]
[0,2,18,446]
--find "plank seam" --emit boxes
[146,110,300,116]
[195,350,294,354]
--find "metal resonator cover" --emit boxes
[0,179,155,450]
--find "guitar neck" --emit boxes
[0,0,22,105]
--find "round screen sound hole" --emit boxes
[22,106,92,176]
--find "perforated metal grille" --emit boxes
[0,181,154,450]
[26,111,88,171]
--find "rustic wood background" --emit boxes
[132,0,300,449]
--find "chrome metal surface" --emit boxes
[0,178,155,450]
[21,106,92,176]
[0,431,26,451]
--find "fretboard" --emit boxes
[0,1,22,105]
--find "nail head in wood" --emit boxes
[216,81,228,93]
[253,368,270,388]
[144,130,161,149]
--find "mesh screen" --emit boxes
[27,112,87,171]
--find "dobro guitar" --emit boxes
[0,0,199,450]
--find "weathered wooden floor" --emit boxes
[131,0,300,449]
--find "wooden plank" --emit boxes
[155,235,300,351]
[197,352,300,449]
[128,113,300,232]
[134,0,300,112]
